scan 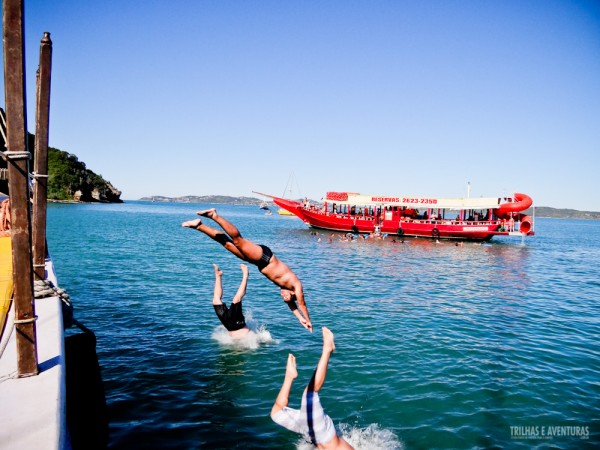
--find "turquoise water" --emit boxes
[46,202,599,449]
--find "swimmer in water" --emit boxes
[271,327,354,449]
[212,263,250,339]
[183,209,312,332]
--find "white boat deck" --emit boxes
[0,258,68,450]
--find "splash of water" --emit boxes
[294,423,402,450]
[339,423,403,450]
[211,313,277,350]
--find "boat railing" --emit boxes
[400,218,502,227]
[315,210,510,229]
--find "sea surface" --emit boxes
[46,202,600,449]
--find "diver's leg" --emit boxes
[183,218,246,260]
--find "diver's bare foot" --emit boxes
[285,354,298,379]
[240,264,249,276]
[197,208,217,219]
[213,263,223,277]
[182,218,202,229]
[322,327,335,353]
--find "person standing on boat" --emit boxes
[183,209,312,332]
[271,327,353,449]
[211,263,251,339]
[508,215,515,232]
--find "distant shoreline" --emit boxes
[136,195,600,220]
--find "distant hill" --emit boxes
[140,195,264,205]
[523,207,600,220]
[141,195,600,219]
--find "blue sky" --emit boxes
[2,0,599,210]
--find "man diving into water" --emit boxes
[183,208,312,332]
[211,263,250,339]
[271,327,353,449]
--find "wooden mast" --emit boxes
[32,33,53,281]
[2,0,38,377]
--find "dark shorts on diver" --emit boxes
[213,301,246,332]
[255,244,273,271]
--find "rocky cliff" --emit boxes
[46,147,122,203]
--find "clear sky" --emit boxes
[2,0,599,210]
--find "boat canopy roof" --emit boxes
[325,192,502,210]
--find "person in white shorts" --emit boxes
[271,327,353,449]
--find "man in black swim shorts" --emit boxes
[183,209,312,332]
[211,263,250,339]
[256,244,273,271]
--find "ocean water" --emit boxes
[46,202,600,449]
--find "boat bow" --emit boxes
[252,192,306,219]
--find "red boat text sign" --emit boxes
[326,192,349,202]
[371,196,438,205]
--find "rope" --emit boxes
[34,277,74,329]
[13,315,38,324]
[0,150,31,160]
[0,279,74,360]
[34,278,71,306]
[0,199,10,232]
[0,316,14,360]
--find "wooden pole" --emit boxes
[3,0,38,377]
[33,32,52,281]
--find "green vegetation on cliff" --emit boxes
[47,147,122,202]
[0,112,122,202]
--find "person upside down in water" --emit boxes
[183,208,312,332]
[211,263,250,339]
[271,327,353,449]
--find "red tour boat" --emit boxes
[254,191,535,241]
